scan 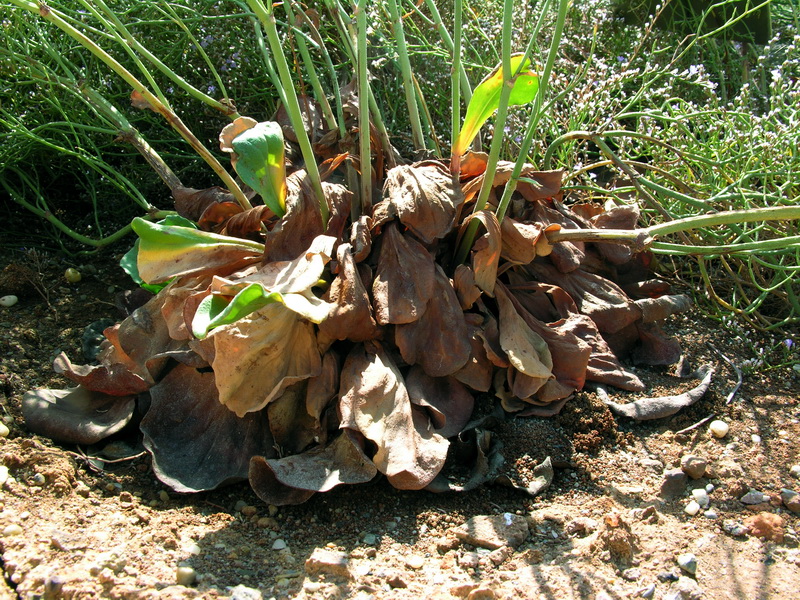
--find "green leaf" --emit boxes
[121,215,197,292]
[192,283,284,339]
[452,54,539,158]
[131,217,264,284]
[230,121,287,217]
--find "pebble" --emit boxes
[362,533,379,545]
[705,483,715,493]
[684,501,701,516]
[304,548,351,579]
[703,510,718,520]
[751,434,762,444]
[780,489,800,514]
[0,295,18,308]
[0,422,9,438]
[272,539,287,551]
[790,465,800,479]
[691,488,710,508]
[680,455,707,480]
[159,491,170,502]
[660,468,688,499]
[241,505,257,517]
[722,519,749,537]
[458,552,481,569]
[234,500,247,512]
[744,512,784,543]
[175,566,197,586]
[228,584,263,600]
[637,583,656,598]
[0,466,9,485]
[740,489,767,505]
[405,555,425,570]
[2,524,23,537]
[676,552,697,575]
[709,420,729,438]
[622,567,642,581]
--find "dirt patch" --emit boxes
[0,251,799,599]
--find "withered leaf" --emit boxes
[173,186,236,222]
[372,223,435,325]
[53,352,151,397]
[22,386,135,445]
[590,203,641,265]
[319,243,381,342]
[249,431,377,506]
[209,302,322,417]
[464,210,501,296]
[452,313,494,392]
[339,343,449,490]
[453,264,481,310]
[406,366,474,438]
[141,364,274,492]
[395,265,471,377]
[268,381,318,455]
[384,161,463,244]
[262,170,325,263]
[500,218,548,264]
[530,201,584,273]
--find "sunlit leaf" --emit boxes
[221,119,287,217]
[452,54,539,158]
[131,217,263,284]
[192,284,284,340]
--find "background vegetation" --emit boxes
[1,0,798,368]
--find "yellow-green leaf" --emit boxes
[452,54,539,159]
[228,120,287,217]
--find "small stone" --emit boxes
[744,512,784,543]
[0,295,18,308]
[637,583,656,598]
[241,505,257,517]
[488,546,512,565]
[790,465,800,479]
[234,500,247,512]
[2,524,23,537]
[722,519,749,537]
[703,510,718,519]
[676,552,697,575]
[684,501,701,516]
[709,420,729,438]
[176,566,196,586]
[305,548,351,578]
[658,571,679,583]
[405,554,424,570]
[639,458,664,473]
[0,423,9,438]
[75,482,91,497]
[705,483,715,493]
[159,490,170,502]
[622,567,642,581]
[681,455,707,480]
[467,588,496,600]
[272,539,287,550]
[275,578,289,588]
[452,513,529,549]
[436,535,460,553]
[31,473,46,486]
[268,504,279,517]
[691,488,710,508]
[740,489,766,505]
[362,533,378,545]
[566,516,599,535]
[0,465,9,485]
[660,468,688,499]
[751,434,762,444]
[458,552,481,569]
[119,491,133,504]
[257,517,277,529]
[671,576,704,599]
[228,584,264,600]
[387,573,408,588]
[64,268,82,283]
[781,489,800,513]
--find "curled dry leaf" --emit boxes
[604,365,714,420]
[141,364,274,492]
[406,366,474,438]
[395,265,471,378]
[208,302,322,417]
[372,223,435,325]
[453,264,482,310]
[384,161,464,244]
[173,186,237,222]
[339,343,449,490]
[464,210,501,296]
[452,313,495,392]
[22,386,135,445]
[262,170,325,262]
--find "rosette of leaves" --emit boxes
[23,73,692,505]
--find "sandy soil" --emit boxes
[0,251,798,600]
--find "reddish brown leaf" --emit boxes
[339,343,449,490]
[500,217,548,264]
[406,366,474,438]
[262,170,325,263]
[372,223,435,325]
[53,352,150,396]
[452,313,494,392]
[395,265,471,377]
[530,201,584,273]
[464,210,501,296]
[319,243,381,342]
[384,161,463,244]
[173,186,237,221]
[453,265,481,310]
[590,204,641,265]
[220,205,275,239]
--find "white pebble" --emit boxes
[790,465,800,479]
[175,566,196,586]
[0,466,8,485]
[272,539,287,550]
[684,500,701,516]
[692,488,710,508]
[676,552,698,574]
[2,524,23,537]
[751,434,762,444]
[0,295,17,308]
[705,483,715,493]
[0,422,8,438]
[709,420,729,439]
[704,510,718,519]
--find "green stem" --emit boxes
[451,0,463,152]
[356,0,372,215]
[248,0,328,223]
[386,0,425,152]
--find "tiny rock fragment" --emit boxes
[637,583,656,599]
[676,552,697,575]
[790,465,800,479]
[405,554,425,570]
[780,489,800,513]
[452,513,529,550]
[680,455,707,480]
[669,576,704,600]
[622,567,642,581]
[2,524,23,537]
[0,465,8,486]
[0,422,9,438]
[304,548,352,579]
[744,512,784,543]
[228,585,264,600]
[458,552,481,569]
[660,468,688,499]
[708,420,729,439]
[176,566,197,586]
[436,535,460,553]
[241,505,258,517]
[684,501,701,516]
[271,539,287,550]
[386,573,408,589]
[691,488,710,508]
[740,489,767,505]
[467,588,496,600]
